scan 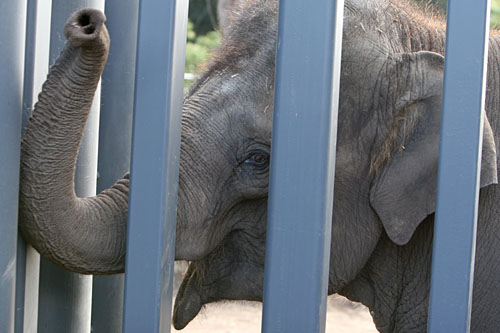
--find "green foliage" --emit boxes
[186,20,197,42]
[185,42,210,74]
[196,31,221,49]
[185,20,221,74]
[492,0,500,28]
[188,0,219,35]
[415,0,500,28]
[184,19,221,92]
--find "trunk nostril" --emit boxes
[65,9,107,48]
[77,14,96,35]
[83,24,96,35]
[78,14,90,27]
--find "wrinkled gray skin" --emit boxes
[18,1,500,332]
[175,0,500,331]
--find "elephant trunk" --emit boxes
[19,9,128,274]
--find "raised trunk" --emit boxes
[19,9,128,274]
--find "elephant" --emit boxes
[173,0,500,331]
[18,1,500,332]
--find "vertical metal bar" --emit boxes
[14,238,27,333]
[37,0,104,332]
[0,1,27,332]
[16,1,51,332]
[15,0,36,330]
[428,1,491,332]
[17,246,40,333]
[122,0,188,332]
[91,1,139,332]
[261,0,343,332]
[22,2,52,331]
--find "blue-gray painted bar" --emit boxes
[122,0,188,331]
[428,1,491,332]
[37,1,104,332]
[96,1,138,190]
[262,0,344,332]
[16,0,49,331]
[17,2,52,332]
[21,0,39,132]
[14,237,27,333]
[0,1,27,332]
[21,3,52,333]
[91,1,139,332]
[15,0,37,330]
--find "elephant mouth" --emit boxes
[173,262,204,330]
[172,253,227,329]
[172,226,267,329]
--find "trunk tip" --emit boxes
[64,8,108,48]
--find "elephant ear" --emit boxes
[369,51,498,246]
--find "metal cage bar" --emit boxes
[16,0,51,331]
[261,0,344,332]
[91,1,139,332]
[0,1,27,333]
[122,0,188,331]
[429,0,492,332]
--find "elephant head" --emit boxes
[19,0,500,330]
[172,0,500,330]
[19,2,276,273]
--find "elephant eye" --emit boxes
[244,151,270,169]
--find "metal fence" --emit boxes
[0,0,491,332]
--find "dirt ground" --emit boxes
[171,263,377,332]
[172,295,377,333]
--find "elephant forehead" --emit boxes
[184,72,273,132]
